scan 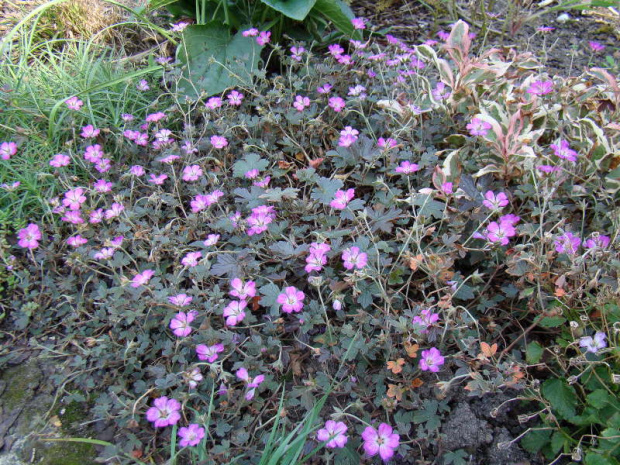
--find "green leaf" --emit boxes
[313,0,357,38]
[177,23,261,98]
[310,177,343,205]
[521,429,551,453]
[526,341,544,364]
[260,0,317,21]
[587,389,616,409]
[233,153,270,178]
[542,379,577,420]
[585,453,617,465]
[538,315,566,328]
[549,431,566,455]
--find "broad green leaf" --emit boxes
[586,389,616,409]
[526,341,544,364]
[521,429,551,453]
[260,0,317,20]
[177,23,261,98]
[542,379,577,420]
[585,453,617,465]
[233,153,270,178]
[310,177,343,205]
[538,315,566,328]
[313,0,357,38]
[549,431,566,455]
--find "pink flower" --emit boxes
[537,26,555,32]
[256,31,271,46]
[228,90,244,106]
[178,424,205,447]
[242,28,259,37]
[223,300,247,326]
[579,332,607,353]
[437,30,450,41]
[588,41,605,52]
[419,347,445,372]
[154,129,173,143]
[432,82,451,100]
[61,210,84,224]
[1,142,17,160]
[584,234,610,249]
[104,202,124,220]
[169,311,197,337]
[395,161,419,175]
[351,17,366,29]
[328,44,344,57]
[482,191,509,211]
[93,179,113,193]
[317,83,333,94]
[290,46,305,61]
[130,165,145,176]
[181,251,202,267]
[526,80,553,96]
[486,220,516,245]
[17,223,41,249]
[362,423,400,461]
[293,95,310,111]
[145,111,166,123]
[467,117,492,137]
[94,158,111,173]
[377,137,397,150]
[330,188,355,210]
[134,133,149,146]
[136,79,150,91]
[210,135,228,149]
[254,176,270,187]
[196,343,224,362]
[328,96,345,112]
[555,232,581,254]
[1,181,20,191]
[80,124,100,139]
[65,96,83,110]
[245,169,259,179]
[145,396,181,428]
[348,85,367,99]
[50,154,71,167]
[236,368,265,400]
[184,368,202,389]
[229,278,256,300]
[205,97,222,109]
[204,234,220,246]
[190,190,224,213]
[305,242,331,273]
[337,54,353,65]
[342,246,367,270]
[122,113,134,121]
[110,236,124,248]
[550,140,578,162]
[277,286,305,313]
[246,205,276,236]
[131,269,154,288]
[182,165,203,182]
[89,209,104,224]
[169,294,193,306]
[412,308,440,333]
[94,247,115,260]
[149,173,168,185]
[171,21,189,32]
[317,420,348,449]
[338,126,359,147]
[67,235,87,247]
[63,188,87,210]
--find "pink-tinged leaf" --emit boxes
[589,67,620,102]
[446,20,471,61]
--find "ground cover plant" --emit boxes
[1,10,620,465]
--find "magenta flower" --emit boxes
[550,140,578,163]
[290,46,305,61]
[89,209,104,224]
[277,286,305,313]
[169,293,193,306]
[362,423,400,461]
[317,83,333,94]
[145,111,166,123]
[131,269,154,288]
[230,278,256,300]
[395,161,419,175]
[50,153,71,167]
[330,188,355,210]
[413,308,440,333]
[205,96,223,109]
[136,79,150,91]
[181,251,202,267]
[236,368,265,400]
[246,205,276,236]
[432,82,451,100]
[482,191,509,211]
[223,300,247,326]
[555,232,581,254]
[486,220,516,245]
[149,173,168,185]
[94,158,111,173]
[0,141,17,160]
[184,368,202,389]
[588,41,605,52]
[526,80,553,96]
[338,126,359,147]
[227,90,244,106]
[182,165,203,182]
[256,31,271,46]
[293,95,310,111]
[169,311,197,337]
[419,347,445,372]
[178,424,205,447]
[204,234,220,246]
[305,242,331,273]
[537,26,555,32]
[341,246,368,270]
[584,234,610,249]
[328,96,345,112]
[579,332,607,353]
[65,96,83,110]
[210,135,228,149]
[328,44,344,57]
[63,188,87,210]
[93,179,113,193]
[67,235,87,247]
[80,124,100,139]
[348,85,367,99]
[104,202,124,220]
[145,396,181,428]
[61,210,84,224]
[317,420,348,449]
[171,21,189,32]
[467,117,492,137]
[242,28,258,37]
[196,343,225,362]
[351,17,366,29]
[17,223,41,249]
[93,247,115,260]
[254,176,270,188]
[377,137,397,150]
